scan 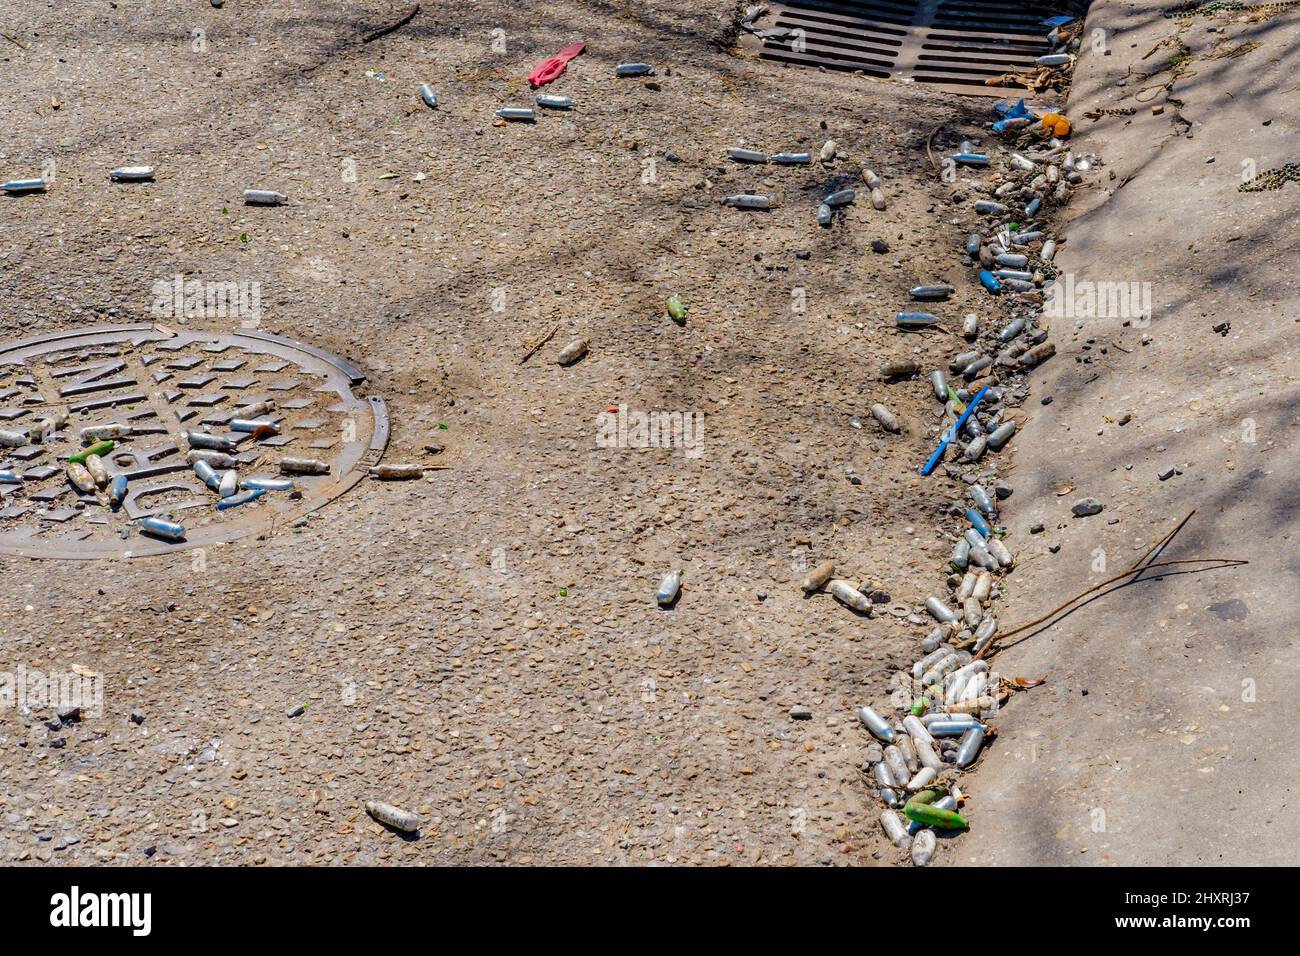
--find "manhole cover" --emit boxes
[742,0,1089,96]
[0,324,388,559]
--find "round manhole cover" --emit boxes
[0,324,388,559]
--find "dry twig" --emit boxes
[519,322,559,365]
[362,4,420,43]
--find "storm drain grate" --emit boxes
[0,325,389,560]
[742,0,1090,96]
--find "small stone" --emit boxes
[1041,395,1053,405]
[1030,521,1044,534]
[129,709,145,725]
[789,705,813,720]
[871,239,889,254]
[1071,497,1103,517]
[286,704,305,718]
[1158,467,1176,481]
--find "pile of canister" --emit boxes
[862,98,1101,866]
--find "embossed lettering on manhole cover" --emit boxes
[0,325,389,559]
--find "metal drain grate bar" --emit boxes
[934,1,1064,29]
[767,7,907,77]
[744,0,1089,96]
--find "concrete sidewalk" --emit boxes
[956,0,1300,865]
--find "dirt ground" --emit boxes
[4,0,1237,869]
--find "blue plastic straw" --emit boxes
[921,384,989,476]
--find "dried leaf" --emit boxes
[1010,676,1046,688]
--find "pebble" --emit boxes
[1071,497,1104,517]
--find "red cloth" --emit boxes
[528,42,585,88]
